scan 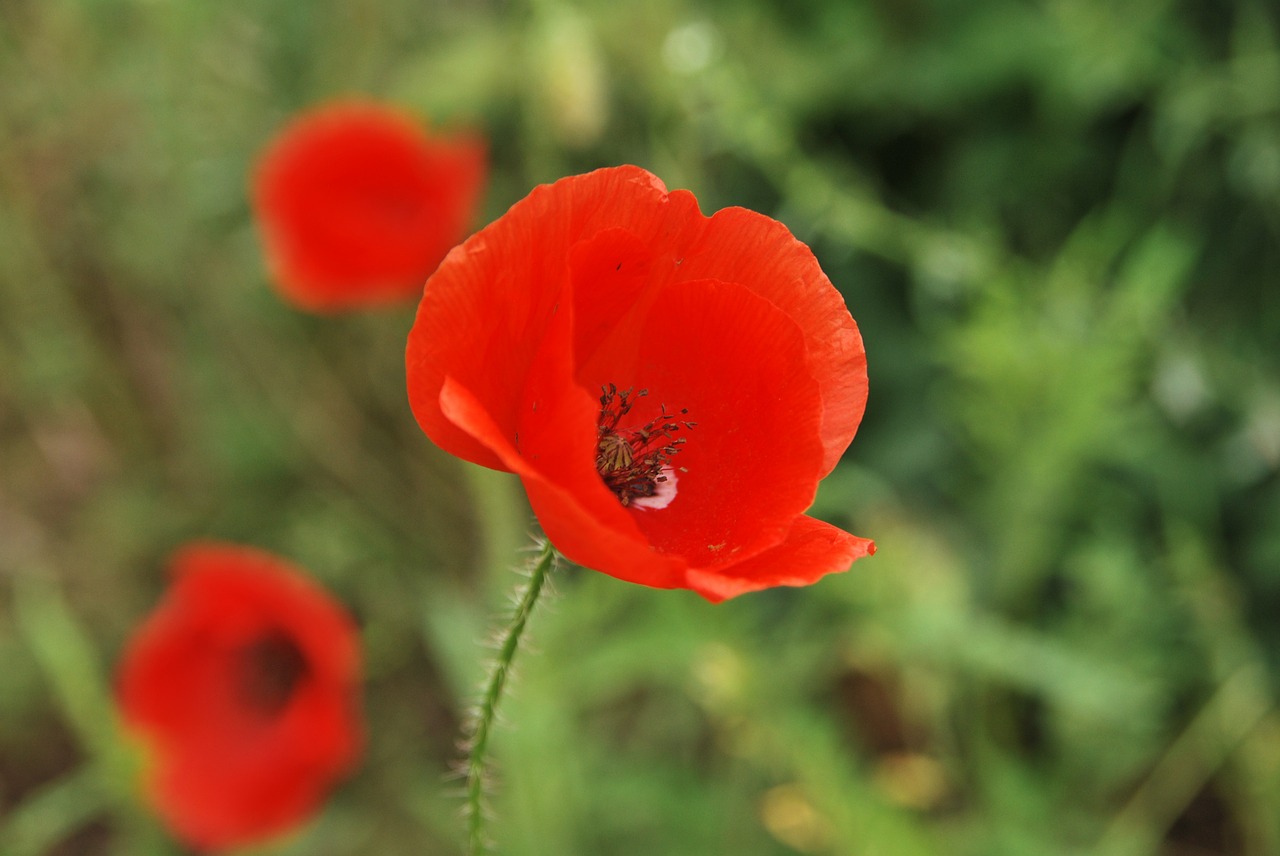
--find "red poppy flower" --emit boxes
[406,166,874,601]
[116,542,363,851]
[251,100,487,311]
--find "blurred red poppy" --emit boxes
[116,542,363,851]
[406,166,875,601]
[251,100,487,311]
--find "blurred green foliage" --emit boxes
[2,0,1279,854]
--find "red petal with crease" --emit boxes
[574,276,824,566]
[685,516,877,602]
[408,168,691,469]
[681,208,869,475]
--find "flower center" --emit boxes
[595,384,695,507]
[236,630,309,718]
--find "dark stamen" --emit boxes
[236,630,309,718]
[595,386,693,506]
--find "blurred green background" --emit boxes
[3,0,1280,854]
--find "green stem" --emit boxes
[465,539,557,855]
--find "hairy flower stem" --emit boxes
[465,539,557,855]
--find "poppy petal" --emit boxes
[406,193,577,470]
[685,516,876,602]
[678,208,868,475]
[407,167,692,469]
[575,276,827,567]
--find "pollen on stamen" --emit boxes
[595,384,694,509]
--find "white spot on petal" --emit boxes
[631,466,678,511]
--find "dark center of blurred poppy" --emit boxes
[372,189,424,225]
[236,631,309,718]
[595,384,695,507]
